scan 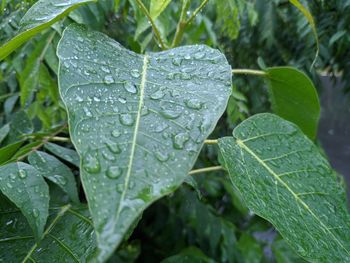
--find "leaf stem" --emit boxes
[232,69,267,77]
[47,136,70,142]
[189,165,224,175]
[134,0,167,50]
[204,139,218,145]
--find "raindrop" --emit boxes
[101,66,110,73]
[77,36,84,43]
[104,75,114,84]
[52,174,67,185]
[118,97,127,104]
[160,109,182,119]
[111,130,121,138]
[6,182,13,189]
[18,169,27,179]
[150,89,165,100]
[155,151,169,162]
[119,113,134,126]
[33,208,39,218]
[106,166,122,179]
[83,107,92,117]
[124,82,137,94]
[141,105,149,116]
[82,150,101,174]
[106,143,122,154]
[128,181,135,189]
[102,150,115,161]
[155,123,168,133]
[173,132,190,149]
[131,69,140,78]
[172,57,182,66]
[194,52,205,59]
[185,98,202,109]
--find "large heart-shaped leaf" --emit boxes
[0,162,49,239]
[0,0,96,61]
[0,195,97,262]
[57,24,232,261]
[218,113,350,262]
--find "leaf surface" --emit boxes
[0,162,49,239]
[0,0,96,61]
[28,151,79,203]
[0,196,96,262]
[150,0,172,20]
[57,24,232,261]
[45,142,80,167]
[218,113,350,262]
[265,67,320,139]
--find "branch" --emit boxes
[134,0,167,50]
[204,139,218,145]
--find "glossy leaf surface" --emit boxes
[0,162,49,239]
[0,0,96,61]
[150,0,172,20]
[45,142,80,167]
[28,151,79,203]
[0,196,96,262]
[265,67,320,139]
[219,113,350,262]
[57,24,232,261]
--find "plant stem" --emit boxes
[47,136,70,142]
[204,139,218,145]
[189,165,224,175]
[186,0,209,25]
[172,0,209,47]
[232,69,267,77]
[134,0,167,50]
[171,0,190,47]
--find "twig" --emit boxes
[189,165,224,175]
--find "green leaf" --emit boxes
[0,162,49,239]
[265,67,320,139]
[161,247,216,263]
[0,196,97,262]
[0,123,10,144]
[6,111,33,144]
[150,0,172,20]
[218,113,350,262]
[57,24,232,261]
[289,0,319,67]
[28,151,79,203]
[0,141,24,165]
[45,142,80,167]
[0,0,96,61]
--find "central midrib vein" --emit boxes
[236,138,350,256]
[115,55,149,221]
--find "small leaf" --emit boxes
[265,67,320,139]
[0,0,96,61]
[57,24,232,261]
[29,151,79,203]
[44,142,80,167]
[161,247,216,263]
[0,197,97,262]
[0,162,49,239]
[150,0,172,20]
[0,123,10,144]
[218,113,350,262]
[289,0,319,67]
[0,141,24,165]
[6,111,33,144]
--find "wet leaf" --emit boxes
[0,162,49,239]
[45,142,80,167]
[219,113,350,262]
[0,0,96,61]
[57,24,232,261]
[28,151,79,203]
[0,195,97,262]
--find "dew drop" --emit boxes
[33,208,39,218]
[106,143,122,154]
[119,113,134,126]
[111,130,121,138]
[102,150,115,161]
[18,169,27,179]
[82,151,101,174]
[141,105,149,116]
[6,182,13,188]
[194,52,205,59]
[173,132,190,149]
[104,75,114,84]
[150,89,165,100]
[128,181,135,189]
[131,69,140,78]
[106,166,122,179]
[185,98,203,110]
[155,151,169,162]
[101,66,110,73]
[172,57,182,66]
[160,109,182,119]
[124,82,137,94]
[118,97,127,104]
[52,174,67,185]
